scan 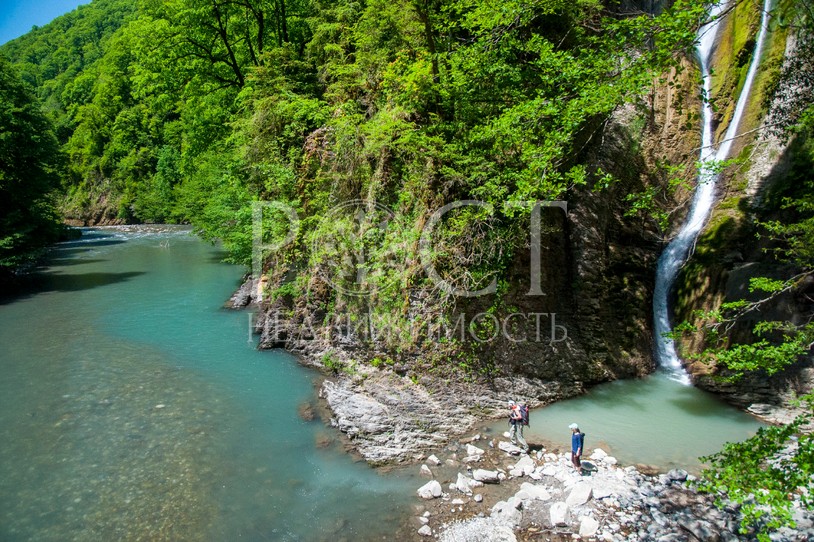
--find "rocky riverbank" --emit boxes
[318,372,582,464]
[408,434,813,542]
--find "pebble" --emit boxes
[435,442,814,542]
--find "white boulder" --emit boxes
[456,473,473,494]
[417,480,442,499]
[579,516,600,537]
[590,448,608,460]
[498,441,524,455]
[566,481,593,506]
[514,455,535,470]
[549,502,570,526]
[519,482,551,501]
[466,443,485,457]
[473,469,501,483]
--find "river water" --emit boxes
[0,226,766,541]
[487,371,764,474]
[0,226,414,542]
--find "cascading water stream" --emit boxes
[653,0,773,384]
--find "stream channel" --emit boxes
[0,225,764,539]
[0,226,414,541]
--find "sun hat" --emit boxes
[508,400,516,406]
[568,423,579,429]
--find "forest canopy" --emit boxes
[0,56,64,274]
[0,0,708,263]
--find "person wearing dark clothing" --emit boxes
[569,423,583,469]
[508,400,529,452]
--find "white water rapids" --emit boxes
[653,0,773,384]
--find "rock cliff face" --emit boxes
[236,57,706,463]
[673,7,814,423]
[237,0,811,464]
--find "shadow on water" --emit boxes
[53,240,126,254]
[38,258,108,268]
[39,271,145,292]
[0,271,145,305]
[666,388,753,421]
[205,252,230,264]
[582,380,651,413]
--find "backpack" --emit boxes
[519,404,530,426]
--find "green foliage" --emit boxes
[711,322,814,380]
[0,56,65,275]
[321,351,356,375]
[698,395,814,539]
[683,28,814,532]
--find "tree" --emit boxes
[0,56,65,277]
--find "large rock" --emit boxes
[466,444,485,457]
[566,482,593,506]
[491,499,522,527]
[519,482,552,501]
[514,455,535,474]
[417,480,443,499]
[667,469,689,482]
[549,502,570,526]
[418,525,433,536]
[677,517,718,541]
[579,516,600,537]
[592,484,615,500]
[456,473,473,494]
[473,469,501,483]
[498,441,524,455]
[589,448,608,460]
[322,380,392,437]
[437,517,517,542]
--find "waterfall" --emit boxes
[652,0,773,384]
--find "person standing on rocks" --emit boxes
[508,400,529,452]
[569,422,584,469]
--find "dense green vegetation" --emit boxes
[2,0,813,537]
[674,1,814,537]
[0,57,65,276]
[0,0,706,255]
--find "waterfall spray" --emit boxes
[652,0,773,384]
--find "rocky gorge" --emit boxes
[225,0,814,465]
[224,1,814,538]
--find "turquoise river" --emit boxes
[0,226,765,540]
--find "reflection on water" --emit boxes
[0,227,414,542]
[488,372,765,472]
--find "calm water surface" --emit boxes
[0,226,414,541]
[487,372,765,473]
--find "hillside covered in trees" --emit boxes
[1,0,705,258]
[2,0,814,537]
